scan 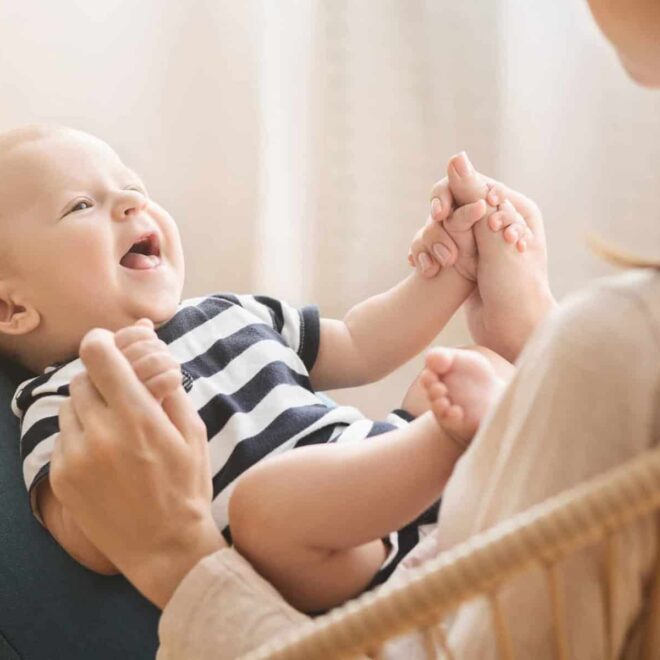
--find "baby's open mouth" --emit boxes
[120,232,162,270]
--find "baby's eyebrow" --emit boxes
[123,168,147,192]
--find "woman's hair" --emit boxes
[588,234,660,269]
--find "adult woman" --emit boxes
[50,0,660,657]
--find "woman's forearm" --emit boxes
[343,267,474,382]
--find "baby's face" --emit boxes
[0,128,185,366]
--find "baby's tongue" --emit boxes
[120,252,159,269]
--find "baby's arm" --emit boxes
[310,255,475,392]
[37,319,182,574]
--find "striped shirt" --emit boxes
[12,293,411,539]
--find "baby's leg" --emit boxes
[469,188,556,361]
[229,412,464,612]
[446,152,555,361]
[420,346,509,447]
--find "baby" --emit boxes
[5,124,526,612]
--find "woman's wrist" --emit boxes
[123,514,227,609]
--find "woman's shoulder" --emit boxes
[553,268,660,353]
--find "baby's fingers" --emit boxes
[120,338,169,364]
[132,351,182,401]
[115,318,157,351]
[410,216,457,277]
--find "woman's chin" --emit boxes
[620,55,660,88]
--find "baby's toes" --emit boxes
[430,394,451,418]
[419,368,439,389]
[427,381,448,402]
[425,347,454,376]
[444,403,464,422]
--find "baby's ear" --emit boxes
[0,286,40,336]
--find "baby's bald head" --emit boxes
[0,125,117,270]
[0,126,73,261]
[0,123,64,151]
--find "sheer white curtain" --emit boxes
[260,1,660,415]
[259,1,504,414]
[2,1,659,416]
[0,0,261,295]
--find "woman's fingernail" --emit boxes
[432,243,450,266]
[431,197,442,218]
[419,252,431,271]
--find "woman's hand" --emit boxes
[411,168,555,361]
[50,326,226,609]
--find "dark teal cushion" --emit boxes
[0,360,159,659]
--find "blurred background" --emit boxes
[2,0,660,417]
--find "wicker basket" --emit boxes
[248,446,660,659]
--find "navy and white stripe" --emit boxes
[12,293,403,532]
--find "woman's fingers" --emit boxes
[58,397,83,437]
[161,386,208,450]
[68,371,108,431]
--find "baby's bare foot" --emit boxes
[468,182,556,362]
[421,347,505,447]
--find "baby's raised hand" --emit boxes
[114,318,183,402]
[409,152,529,281]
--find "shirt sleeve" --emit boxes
[12,365,80,525]
[234,294,321,372]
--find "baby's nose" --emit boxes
[113,189,147,220]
